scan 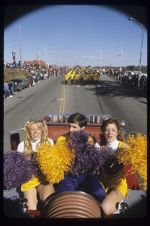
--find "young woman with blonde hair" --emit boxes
[17,119,54,212]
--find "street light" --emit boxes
[119,47,122,71]
[128,17,145,74]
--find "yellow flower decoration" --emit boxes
[36,143,74,184]
[117,133,147,191]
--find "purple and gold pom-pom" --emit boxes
[69,131,109,175]
[3,151,37,188]
[36,131,109,184]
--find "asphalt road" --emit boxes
[4,74,147,153]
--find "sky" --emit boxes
[4,5,147,67]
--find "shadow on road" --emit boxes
[85,81,147,99]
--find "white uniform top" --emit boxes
[17,138,54,153]
[106,139,119,155]
[96,139,120,155]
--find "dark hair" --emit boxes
[101,118,121,132]
[68,113,88,128]
[100,118,125,145]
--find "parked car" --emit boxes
[10,78,29,91]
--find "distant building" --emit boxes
[24,60,46,67]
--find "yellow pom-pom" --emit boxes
[36,143,74,184]
[55,135,67,144]
[117,133,147,191]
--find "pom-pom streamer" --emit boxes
[36,143,74,184]
[3,151,38,189]
[69,131,110,175]
[117,133,147,191]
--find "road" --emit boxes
[4,74,147,153]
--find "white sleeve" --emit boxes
[95,142,100,148]
[17,141,25,153]
[48,138,54,145]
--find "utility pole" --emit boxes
[96,49,102,68]
[128,17,145,74]
[17,25,22,65]
[38,50,40,65]
[48,52,57,65]
[119,47,122,71]
[100,49,102,68]
[44,44,47,65]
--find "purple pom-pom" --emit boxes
[69,131,109,175]
[3,151,38,189]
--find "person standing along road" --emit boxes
[4,82,12,98]
[8,80,15,96]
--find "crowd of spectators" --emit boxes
[106,68,147,90]
[63,66,147,92]
[4,62,147,99]
[4,62,65,99]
